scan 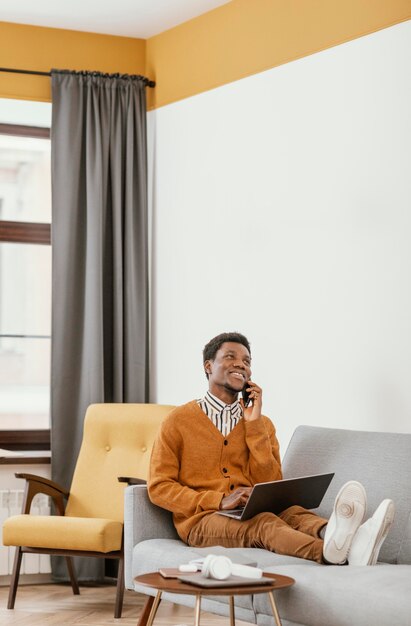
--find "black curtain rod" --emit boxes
[0,66,155,88]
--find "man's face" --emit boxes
[205,341,252,397]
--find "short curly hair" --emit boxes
[202,332,251,378]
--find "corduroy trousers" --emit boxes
[188,506,327,564]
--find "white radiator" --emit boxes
[0,490,51,575]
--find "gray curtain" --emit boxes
[50,70,149,581]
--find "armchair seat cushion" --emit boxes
[3,515,123,553]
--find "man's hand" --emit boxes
[241,381,263,422]
[220,487,252,510]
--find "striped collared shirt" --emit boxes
[197,391,243,437]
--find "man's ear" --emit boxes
[204,359,212,377]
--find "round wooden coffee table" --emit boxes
[134,571,295,626]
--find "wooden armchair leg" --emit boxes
[114,556,125,618]
[7,546,23,609]
[65,557,80,595]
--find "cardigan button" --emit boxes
[105,445,111,452]
[141,446,147,452]
[222,468,228,473]
[224,440,228,445]
[230,484,234,490]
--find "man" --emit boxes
[148,332,394,565]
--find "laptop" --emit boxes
[217,472,334,521]
[178,573,274,588]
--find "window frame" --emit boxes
[0,122,51,451]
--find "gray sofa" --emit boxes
[124,425,411,626]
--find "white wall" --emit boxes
[148,21,411,453]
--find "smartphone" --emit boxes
[242,383,251,407]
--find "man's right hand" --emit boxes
[220,487,252,510]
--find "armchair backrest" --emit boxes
[65,403,174,522]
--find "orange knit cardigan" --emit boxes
[148,400,283,542]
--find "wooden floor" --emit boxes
[0,583,251,625]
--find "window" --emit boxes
[0,103,51,441]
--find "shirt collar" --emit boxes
[204,390,242,415]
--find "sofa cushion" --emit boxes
[132,538,255,611]
[132,539,319,614]
[191,545,313,569]
[282,426,411,564]
[253,563,411,626]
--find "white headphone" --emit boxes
[201,554,263,580]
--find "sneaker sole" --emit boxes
[323,481,367,564]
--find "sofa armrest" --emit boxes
[124,485,179,589]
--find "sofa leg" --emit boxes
[137,595,159,626]
[7,546,23,609]
[65,557,80,595]
[114,556,125,618]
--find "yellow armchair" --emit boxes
[2,403,173,618]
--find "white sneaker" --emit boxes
[323,481,367,564]
[348,499,395,566]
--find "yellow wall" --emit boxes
[1,0,410,107]
[146,0,411,110]
[0,21,146,102]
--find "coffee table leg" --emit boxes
[267,590,283,626]
[146,591,162,626]
[194,594,202,626]
[229,596,235,626]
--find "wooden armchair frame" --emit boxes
[3,402,173,620]
[7,473,137,618]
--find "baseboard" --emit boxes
[0,573,53,587]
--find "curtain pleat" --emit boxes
[50,70,149,581]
